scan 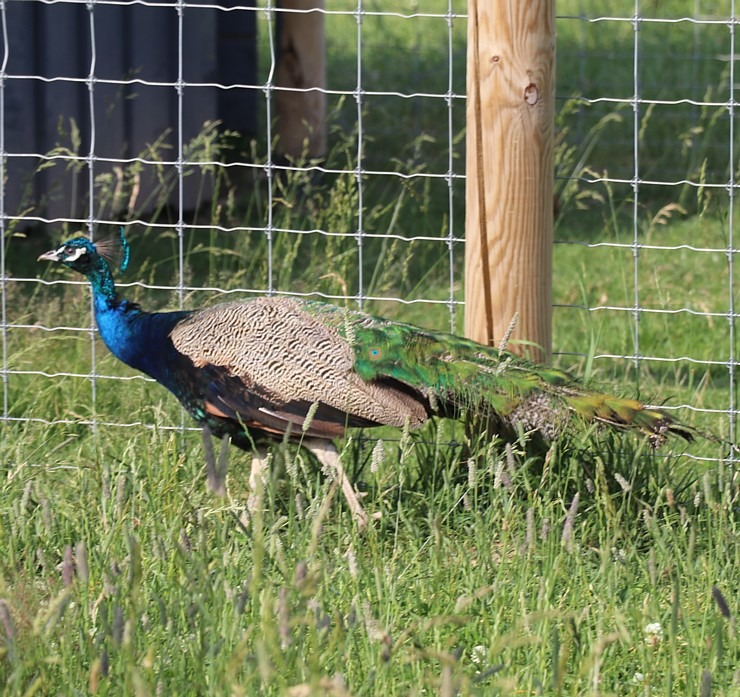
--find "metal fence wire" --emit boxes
[0,0,736,465]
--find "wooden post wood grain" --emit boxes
[464,0,555,362]
[275,0,327,160]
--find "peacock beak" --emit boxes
[38,249,62,262]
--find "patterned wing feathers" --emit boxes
[170,298,430,431]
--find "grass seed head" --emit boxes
[711,586,731,619]
[562,493,580,551]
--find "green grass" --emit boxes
[0,422,737,695]
[1,0,739,694]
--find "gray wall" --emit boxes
[0,0,257,226]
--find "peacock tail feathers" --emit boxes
[342,310,692,445]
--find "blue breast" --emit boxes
[94,295,191,391]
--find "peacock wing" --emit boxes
[195,363,387,438]
[168,297,430,437]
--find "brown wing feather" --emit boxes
[202,367,383,439]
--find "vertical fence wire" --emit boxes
[631,2,642,381]
[264,0,276,295]
[176,0,186,437]
[0,1,7,424]
[354,0,365,308]
[445,0,458,334]
[176,0,185,311]
[86,1,98,431]
[727,1,736,447]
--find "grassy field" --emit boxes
[1,1,738,695]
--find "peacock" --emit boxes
[39,230,692,526]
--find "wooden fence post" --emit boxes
[464,0,555,362]
[275,0,327,161]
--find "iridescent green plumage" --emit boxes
[309,303,690,446]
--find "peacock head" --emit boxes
[38,228,130,276]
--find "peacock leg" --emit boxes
[304,439,369,529]
[247,449,270,516]
[202,425,229,496]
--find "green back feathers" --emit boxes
[339,309,573,421]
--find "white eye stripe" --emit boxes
[61,246,87,262]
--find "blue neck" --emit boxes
[86,259,189,384]
[87,255,119,303]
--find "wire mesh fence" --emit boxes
[555,1,738,461]
[0,0,736,464]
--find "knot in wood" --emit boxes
[524,83,539,105]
